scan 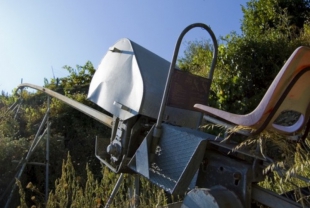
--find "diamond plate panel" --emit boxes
[129,123,215,195]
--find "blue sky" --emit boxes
[0,1,248,94]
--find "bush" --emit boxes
[18,153,171,207]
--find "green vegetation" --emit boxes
[0,62,110,207]
[179,0,310,113]
[178,0,310,205]
[17,153,169,208]
[0,62,172,207]
[1,0,310,207]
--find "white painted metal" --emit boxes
[195,46,310,134]
[88,38,202,128]
[18,83,113,128]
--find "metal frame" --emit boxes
[155,23,218,133]
[4,24,309,207]
[17,83,113,128]
[2,95,51,207]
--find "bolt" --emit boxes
[233,172,242,180]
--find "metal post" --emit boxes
[45,96,50,203]
[14,88,23,120]
[134,174,140,208]
[128,174,140,208]
[104,173,124,208]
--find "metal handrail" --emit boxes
[154,23,218,134]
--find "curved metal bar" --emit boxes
[16,83,113,128]
[155,23,218,130]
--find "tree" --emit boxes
[178,0,310,114]
[178,1,310,204]
[59,61,95,95]
[0,61,106,207]
[241,0,310,38]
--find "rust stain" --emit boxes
[264,108,273,115]
[293,65,310,77]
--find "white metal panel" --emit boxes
[88,38,202,128]
[88,38,143,120]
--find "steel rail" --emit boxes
[252,184,302,208]
[17,83,113,128]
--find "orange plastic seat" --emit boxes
[194,46,310,135]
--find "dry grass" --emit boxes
[202,119,310,206]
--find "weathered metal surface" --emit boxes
[95,137,117,172]
[134,126,153,178]
[209,141,266,161]
[155,23,218,134]
[252,184,302,208]
[87,38,202,128]
[167,69,211,111]
[163,202,183,208]
[182,186,243,208]
[196,152,254,207]
[129,123,216,195]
